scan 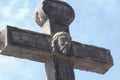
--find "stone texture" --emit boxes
[0,25,113,74]
[45,56,74,80]
[72,41,113,74]
[51,31,72,56]
[42,20,70,35]
[42,0,75,26]
[34,0,75,35]
[0,29,6,50]
[34,1,47,27]
[0,25,52,63]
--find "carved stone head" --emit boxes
[52,32,72,56]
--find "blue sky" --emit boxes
[0,0,119,80]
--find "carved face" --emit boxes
[57,35,71,54]
[52,32,72,56]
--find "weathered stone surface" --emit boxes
[0,25,52,63]
[51,31,72,56]
[34,0,74,35]
[42,20,70,35]
[0,29,6,50]
[34,1,48,27]
[42,0,75,26]
[72,41,113,74]
[45,56,75,80]
[0,26,113,74]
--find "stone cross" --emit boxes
[0,0,113,80]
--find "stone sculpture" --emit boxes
[0,0,113,80]
[52,31,72,56]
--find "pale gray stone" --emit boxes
[0,25,113,74]
[51,31,72,56]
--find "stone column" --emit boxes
[34,0,75,80]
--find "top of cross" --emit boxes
[34,0,75,35]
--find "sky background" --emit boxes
[0,0,119,80]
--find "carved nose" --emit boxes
[65,42,68,45]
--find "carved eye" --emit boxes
[60,37,67,42]
[61,38,65,42]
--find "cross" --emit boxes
[0,0,113,80]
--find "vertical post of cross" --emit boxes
[34,0,75,80]
[34,0,75,35]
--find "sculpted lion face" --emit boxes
[52,32,72,56]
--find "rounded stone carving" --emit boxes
[43,0,75,26]
[34,0,75,27]
[0,32,6,50]
[52,31,72,56]
[34,3,48,27]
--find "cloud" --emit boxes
[0,55,45,80]
[0,0,18,19]
[14,7,29,21]
[0,0,30,28]
[70,0,120,47]
[0,75,10,80]
[0,0,41,31]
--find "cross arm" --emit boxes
[0,25,52,63]
[71,41,113,74]
[0,26,113,74]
